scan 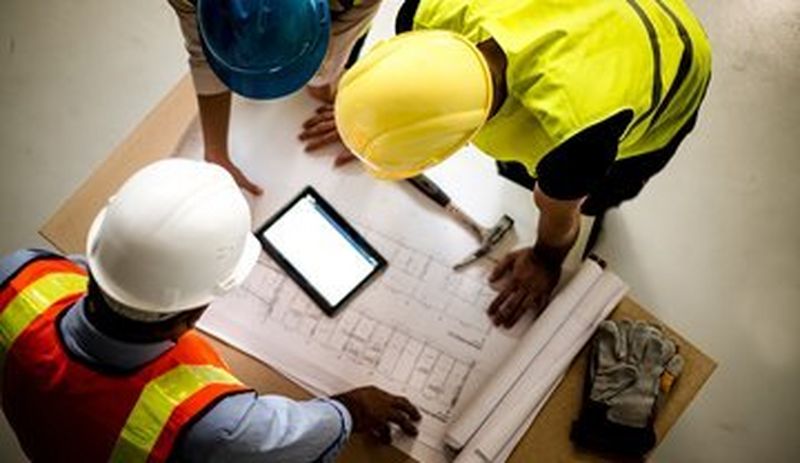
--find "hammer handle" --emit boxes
[406,174,451,207]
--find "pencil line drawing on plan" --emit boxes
[227,226,498,421]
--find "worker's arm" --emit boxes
[167,0,262,195]
[298,0,385,166]
[308,0,383,102]
[487,186,582,327]
[298,104,357,167]
[177,386,420,462]
[487,112,634,328]
[178,393,352,462]
[197,92,262,195]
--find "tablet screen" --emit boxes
[256,187,386,314]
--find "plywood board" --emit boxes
[39,75,715,462]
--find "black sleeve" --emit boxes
[395,0,421,34]
[535,110,633,200]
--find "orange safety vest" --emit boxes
[0,255,251,463]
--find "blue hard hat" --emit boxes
[197,0,331,99]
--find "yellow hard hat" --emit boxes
[335,30,493,180]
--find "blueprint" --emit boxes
[200,223,534,462]
[177,45,591,458]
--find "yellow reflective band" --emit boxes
[110,365,242,463]
[0,272,87,352]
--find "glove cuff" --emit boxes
[570,399,656,458]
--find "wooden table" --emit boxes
[40,75,716,462]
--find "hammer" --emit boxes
[406,174,514,270]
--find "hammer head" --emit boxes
[481,215,514,248]
[453,215,514,270]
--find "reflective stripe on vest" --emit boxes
[624,0,664,134]
[0,264,87,354]
[0,255,251,463]
[110,364,243,463]
[649,0,695,128]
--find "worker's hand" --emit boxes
[487,247,561,328]
[306,84,335,103]
[206,152,263,196]
[333,386,422,444]
[299,104,357,167]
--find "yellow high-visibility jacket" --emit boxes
[414,0,712,174]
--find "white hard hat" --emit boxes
[86,158,260,314]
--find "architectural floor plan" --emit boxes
[201,225,530,461]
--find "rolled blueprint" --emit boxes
[444,260,605,450]
[468,271,627,462]
[494,373,564,462]
[451,377,563,463]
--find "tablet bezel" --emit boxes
[254,186,387,316]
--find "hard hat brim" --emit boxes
[85,207,146,309]
[217,233,260,294]
[197,0,331,100]
[335,30,493,178]
[86,207,261,314]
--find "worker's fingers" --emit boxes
[303,134,339,156]
[314,106,335,119]
[305,132,342,151]
[298,120,337,140]
[505,293,537,328]
[237,176,264,196]
[209,158,264,196]
[392,396,422,421]
[230,169,263,196]
[302,110,334,129]
[334,150,357,167]
[302,116,335,132]
[495,291,526,327]
[487,287,513,317]
[373,423,393,445]
[489,253,516,283]
[388,409,419,436]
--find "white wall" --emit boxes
[0,1,184,461]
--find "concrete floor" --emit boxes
[0,0,798,461]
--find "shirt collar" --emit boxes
[59,298,175,371]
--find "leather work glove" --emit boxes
[571,319,684,458]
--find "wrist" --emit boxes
[331,393,363,431]
[329,397,355,434]
[204,150,230,163]
[531,216,579,271]
[331,393,354,415]
[529,243,567,273]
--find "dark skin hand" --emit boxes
[487,186,582,328]
[206,152,263,196]
[488,247,561,328]
[298,104,356,167]
[333,386,422,444]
